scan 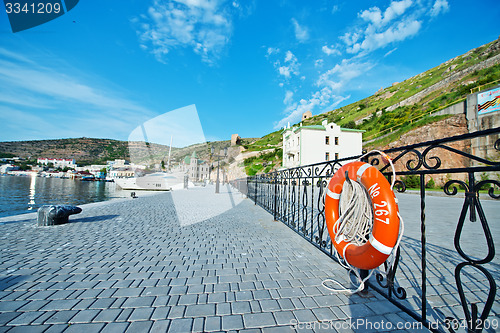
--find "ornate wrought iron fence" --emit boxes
[231,127,500,333]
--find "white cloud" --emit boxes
[353,19,421,53]
[322,45,341,56]
[359,0,413,27]
[341,0,426,55]
[317,59,373,91]
[273,50,300,79]
[340,31,361,46]
[384,47,398,57]
[278,66,291,78]
[266,47,280,56]
[283,90,293,105]
[315,59,324,67]
[291,18,309,42]
[430,0,449,17]
[136,0,234,64]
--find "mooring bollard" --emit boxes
[37,205,82,226]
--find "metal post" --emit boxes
[254,176,258,205]
[216,158,220,194]
[273,172,278,221]
[359,269,370,297]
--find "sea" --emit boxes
[0,175,131,218]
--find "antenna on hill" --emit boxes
[167,135,173,171]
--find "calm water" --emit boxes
[0,175,129,218]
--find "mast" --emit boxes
[167,135,173,171]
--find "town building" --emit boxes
[282,119,364,168]
[37,158,76,168]
[182,151,210,181]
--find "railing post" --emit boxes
[359,269,370,296]
[254,176,258,205]
[273,172,278,221]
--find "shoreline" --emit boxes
[0,189,166,225]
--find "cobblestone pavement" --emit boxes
[1,185,429,332]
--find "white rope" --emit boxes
[322,151,404,294]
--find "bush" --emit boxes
[425,178,436,189]
[402,175,420,188]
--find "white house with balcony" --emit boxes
[282,119,364,168]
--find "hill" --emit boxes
[0,136,234,169]
[0,138,129,165]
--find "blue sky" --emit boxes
[0,0,499,146]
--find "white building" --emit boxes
[182,151,210,181]
[37,158,76,168]
[0,164,18,173]
[282,119,364,168]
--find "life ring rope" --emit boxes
[322,150,405,294]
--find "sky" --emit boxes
[0,0,499,147]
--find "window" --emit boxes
[335,153,339,160]
[325,152,330,161]
[325,136,329,145]
[335,137,339,145]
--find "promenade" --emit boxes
[0,185,493,332]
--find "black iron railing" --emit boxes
[231,127,500,333]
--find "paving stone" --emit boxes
[112,288,143,298]
[204,316,222,332]
[339,303,376,318]
[6,325,51,333]
[185,303,216,317]
[93,309,122,322]
[207,292,226,303]
[167,305,186,319]
[128,307,154,321]
[0,300,28,311]
[63,323,105,332]
[293,309,317,323]
[192,317,204,332]
[168,318,193,333]
[44,310,78,324]
[260,299,281,312]
[150,319,170,332]
[222,314,244,331]
[216,302,231,316]
[16,300,49,312]
[89,298,115,309]
[38,324,67,333]
[40,299,80,311]
[231,301,252,314]
[177,294,198,305]
[125,320,153,332]
[242,312,277,329]
[121,296,155,308]
[273,311,296,326]
[115,308,132,322]
[69,309,100,323]
[311,307,336,321]
[5,311,42,326]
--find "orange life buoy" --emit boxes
[325,161,400,270]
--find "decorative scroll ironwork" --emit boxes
[235,127,499,333]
